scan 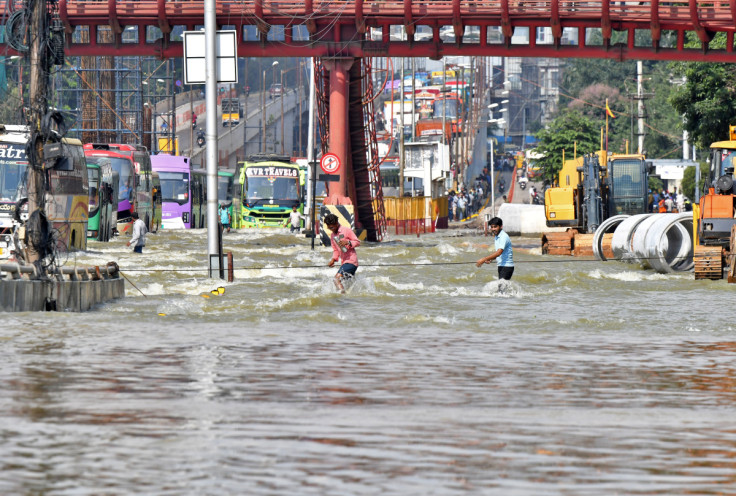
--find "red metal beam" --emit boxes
[5,1,736,61]
[37,40,736,63]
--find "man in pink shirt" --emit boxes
[324,213,361,293]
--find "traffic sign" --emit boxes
[320,153,341,174]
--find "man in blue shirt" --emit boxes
[476,216,514,280]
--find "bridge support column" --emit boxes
[323,58,355,206]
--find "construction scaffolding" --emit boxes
[54,28,176,151]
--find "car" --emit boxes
[269,83,283,99]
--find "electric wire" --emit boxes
[114,254,696,273]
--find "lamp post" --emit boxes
[280,69,285,154]
[272,60,279,87]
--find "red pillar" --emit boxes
[323,58,354,205]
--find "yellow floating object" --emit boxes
[158,313,167,316]
[217,287,225,295]
[201,294,210,298]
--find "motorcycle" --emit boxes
[530,187,543,205]
[196,131,205,148]
[519,177,527,190]
[498,181,506,195]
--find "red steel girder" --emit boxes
[5,0,736,61]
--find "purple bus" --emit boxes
[151,155,207,229]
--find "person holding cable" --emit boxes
[476,216,514,280]
[325,213,361,293]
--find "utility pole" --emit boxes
[399,57,405,197]
[26,0,50,265]
[637,61,645,154]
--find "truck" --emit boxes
[543,151,650,255]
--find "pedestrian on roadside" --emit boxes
[476,217,514,280]
[285,205,305,233]
[126,212,147,253]
[457,193,467,220]
[219,204,231,233]
[325,213,361,293]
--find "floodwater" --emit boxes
[2,226,736,495]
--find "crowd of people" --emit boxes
[649,189,691,213]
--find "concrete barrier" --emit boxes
[1,265,125,312]
[496,204,567,236]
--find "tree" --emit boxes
[534,110,600,185]
[670,33,736,149]
[680,165,702,200]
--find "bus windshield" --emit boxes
[158,172,190,205]
[0,157,27,202]
[86,156,135,202]
[433,99,459,119]
[218,175,234,203]
[87,167,100,210]
[245,176,299,204]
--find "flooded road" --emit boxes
[2,227,736,494]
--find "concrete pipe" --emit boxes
[610,214,652,262]
[641,213,694,273]
[630,214,667,269]
[593,215,629,261]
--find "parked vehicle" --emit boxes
[269,83,283,99]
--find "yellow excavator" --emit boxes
[693,126,736,281]
[543,149,650,256]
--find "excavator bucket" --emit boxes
[541,230,575,256]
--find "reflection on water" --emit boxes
[2,228,736,494]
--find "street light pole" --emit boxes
[261,69,266,153]
[280,69,285,155]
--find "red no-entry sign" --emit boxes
[320,153,341,174]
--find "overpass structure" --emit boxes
[3,0,732,241]
[2,0,732,62]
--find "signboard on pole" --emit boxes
[320,153,341,174]
[182,30,238,85]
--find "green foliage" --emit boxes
[559,58,683,159]
[534,110,600,184]
[648,175,663,195]
[680,164,702,200]
[670,60,736,149]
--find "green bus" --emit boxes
[86,161,117,241]
[238,155,303,228]
[218,169,241,229]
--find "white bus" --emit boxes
[0,125,88,260]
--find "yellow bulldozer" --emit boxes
[542,150,650,256]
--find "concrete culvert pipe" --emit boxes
[641,213,694,273]
[610,214,652,262]
[593,215,630,261]
[630,214,668,269]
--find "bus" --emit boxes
[430,69,456,85]
[151,154,207,229]
[83,146,138,234]
[0,124,88,259]
[221,97,242,127]
[99,143,155,232]
[238,154,302,227]
[432,94,464,135]
[218,169,241,229]
[86,161,116,241]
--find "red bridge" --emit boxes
[0,0,732,61]
[3,0,732,241]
